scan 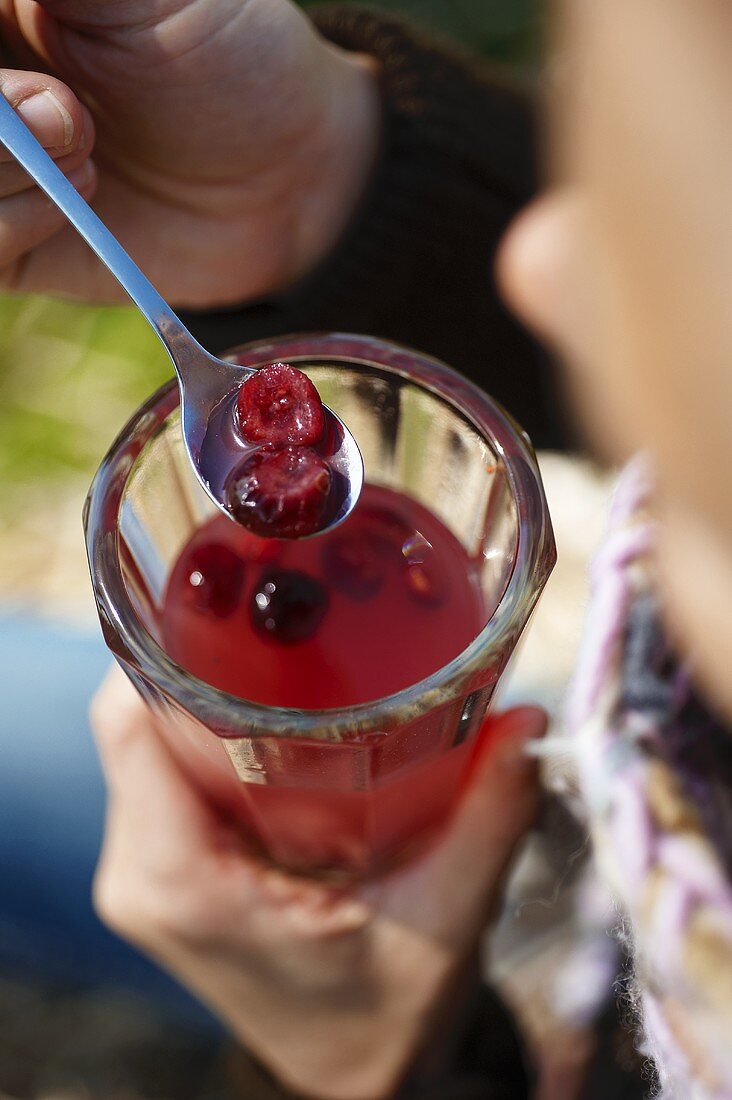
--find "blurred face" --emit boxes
[499,0,732,717]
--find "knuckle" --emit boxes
[93,859,214,949]
[92,864,143,939]
[93,865,177,945]
[144,893,203,945]
[144,873,220,945]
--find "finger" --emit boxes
[438,707,545,872]
[0,156,96,268]
[0,2,66,73]
[0,69,94,159]
[0,141,91,199]
[452,706,547,850]
[90,664,219,863]
[0,4,49,70]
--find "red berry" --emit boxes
[183,542,246,617]
[323,532,395,600]
[250,569,329,643]
[226,445,333,539]
[236,362,325,446]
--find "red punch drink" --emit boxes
[161,485,485,709]
[157,484,487,873]
[86,335,555,878]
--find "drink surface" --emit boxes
[161,484,486,709]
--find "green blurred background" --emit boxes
[0,0,539,614]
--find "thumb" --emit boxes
[444,706,547,862]
[0,68,93,152]
[90,664,220,865]
[423,706,547,940]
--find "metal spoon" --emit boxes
[0,93,363,531]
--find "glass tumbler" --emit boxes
[84,334,555,878]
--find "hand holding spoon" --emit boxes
[0,93,363,536]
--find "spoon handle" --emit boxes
[0,92,195,371]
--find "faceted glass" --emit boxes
[84,334,556,878]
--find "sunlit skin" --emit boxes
[499,0,732,719]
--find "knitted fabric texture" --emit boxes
[568,457,732,1099]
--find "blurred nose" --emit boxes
[496,192,592,363]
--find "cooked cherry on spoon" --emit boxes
[237,362,326,446]
[227,363,333,539]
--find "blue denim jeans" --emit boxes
[0,612,217,1030]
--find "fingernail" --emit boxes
[67,160,94,191]
[17,90,74,148]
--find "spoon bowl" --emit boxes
[160,327,363,532]
[0,93,363,533]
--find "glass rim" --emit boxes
[85,333,556,740]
